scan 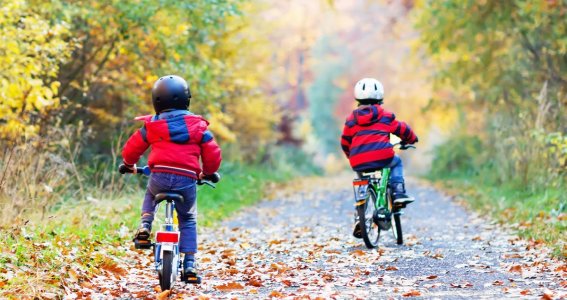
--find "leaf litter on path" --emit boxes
[56,176,567,299]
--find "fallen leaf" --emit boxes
[350,249,366,257]
[67,269,79,283]
[426,275,438,280]
[214,282,244,291]
[520,290,530,295]
[541,292,553,300]
[80,281,93,289]
[509,265,522,273]
[269,291,284,298]
[247,278,263,287]
[402,290,421,297]
[156,290,171,300]
[385,266,399,271]
[101,262,127,277]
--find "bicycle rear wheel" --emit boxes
[357,188,380,248]
[159,251,175,291]
[387,188,403,245]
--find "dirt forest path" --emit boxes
[83,175,566,299]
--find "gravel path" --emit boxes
[85,175,566,299]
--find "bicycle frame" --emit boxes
[374,168,390,210]
[353,168,391,212]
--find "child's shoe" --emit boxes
[391,183,415,205]
[352,221,362,239]
[182,255,201,284]
[133,221,152,241]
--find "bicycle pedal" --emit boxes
[133,238,153,250]
[182,273,201,284]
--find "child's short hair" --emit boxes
[357,99,383,106]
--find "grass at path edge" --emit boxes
[0,163,301,298]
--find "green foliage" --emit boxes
[430,135,482,178]
[415,0,566,189]
[416,0,566,251]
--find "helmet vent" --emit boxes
[362,83,366,90]
[374,84,377,90]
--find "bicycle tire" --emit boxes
[357,188,380,248]
[159,251,175,291]
[393,213,403,245]
[387,188,403,245]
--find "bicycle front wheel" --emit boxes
[357,188,380,248]
[159,251,175,291]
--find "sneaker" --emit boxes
[182,255,201,284]
[353,221,362,239]
[133,221,152,241]
[391,183,415,205]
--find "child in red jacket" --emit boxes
[121,75,221,279]
[341,78,418,204]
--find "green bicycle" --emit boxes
[352,143,415,248]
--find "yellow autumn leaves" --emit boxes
[0,0,72,140]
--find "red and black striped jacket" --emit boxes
[122,111,222,179]
[340,104,417,172]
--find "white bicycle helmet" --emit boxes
[354,78,384,104]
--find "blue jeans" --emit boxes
[387,155,404,184]
[141,172,197,253]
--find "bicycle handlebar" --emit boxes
[393,143,416,150]
[118,164,220,188]
[197,173,221,188]
[118,164,151,175]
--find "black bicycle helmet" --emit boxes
[151,75,191,113]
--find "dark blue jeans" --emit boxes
[141,172,197,253]
[387,155,405,184]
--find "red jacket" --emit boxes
[340,104,417,172]
[122,112,222,179]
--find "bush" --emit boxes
[429,135,483,178]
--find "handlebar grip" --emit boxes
[203,173,220,183]
[118,164,132,174]
[118,164,151,175]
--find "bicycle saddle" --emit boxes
[155,193,184,203]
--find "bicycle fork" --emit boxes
[154,201,180,278]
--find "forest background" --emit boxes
[0,0,565,295]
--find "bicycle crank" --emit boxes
[373,207,392,230]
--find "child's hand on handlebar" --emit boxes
[124,163,137,174]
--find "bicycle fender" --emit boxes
[354,185,369,204]
[161,243,175,251]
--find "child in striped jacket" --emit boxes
[340,78,418,205]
